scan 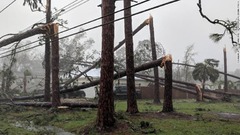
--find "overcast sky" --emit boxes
[0,0,239,72]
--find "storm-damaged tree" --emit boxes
[97,0,116,130]
[59,29,97,86]
[23,0,51,101]
[134,40,164,75]
[124,0,139,114]
[192,59,219,91]
[149,15,161,104]
[161,55,173,112]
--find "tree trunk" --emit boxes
[149,15,160,104]
[51,24,60,107]
[97,0,115,129]
[44,0,51,102]
[223,47,228,92]
[162,55,173,112]
[124,0,139,114]
[23,75,27,93]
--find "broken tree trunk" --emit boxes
[149,15,160,104]
[0,27,46,48]
[161,55,173,112]
[51,24,60,107]
[0,58,164,102]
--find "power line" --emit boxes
[0,0,180,59]
[0,0,90,55]
[0,0,150,56]
[22,0,87,32]
[0,0,16,14]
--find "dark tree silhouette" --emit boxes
[97,0,115,129]
[124,0,139,114]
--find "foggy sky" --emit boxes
[0,0,239,72]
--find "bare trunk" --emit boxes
[162,56,173,112]
[149,15,160,104]
[223,47,228,92]
[23,75,27,93]
[97,0,115,129]
[51,24,60,107]
[0,58,164,102]
[44,0,51,102]
[124,0,138,114]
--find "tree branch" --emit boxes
[197,0,238,46]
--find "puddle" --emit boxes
[13,121,75,135]
[217,113,240,119]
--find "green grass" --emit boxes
[1,99,240,134]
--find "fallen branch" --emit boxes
[0,58,163,102]
[0,27,46,48]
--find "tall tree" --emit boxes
[51,24,60,107]
[97,0,115,129]
[44,0,51,102]
[149,15,161,104]
[124,0,139,114]
[192,59,219,90]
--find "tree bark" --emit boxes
[124,0,139,114]
[135,74,220,100]
[97,0,115,129]
[44,0,51,102]
[51,24,60,107]
[162,55,173,112]
[149,15,160,104]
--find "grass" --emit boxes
[1,99,240,134]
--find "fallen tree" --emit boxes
[172,62,240,80]
[136,75,220,100]
[136,74,240,98]
[3,102,97,108]
[0,57,163,102]
[0,27,47,48]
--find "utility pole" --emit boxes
[44,0,51,102]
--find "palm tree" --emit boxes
[192,59,219,90]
